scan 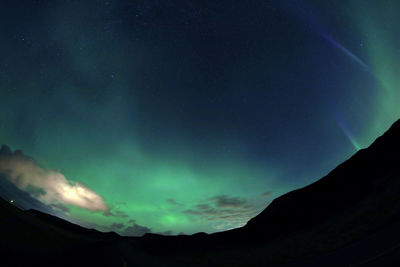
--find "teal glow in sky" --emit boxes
[0,0,399,236]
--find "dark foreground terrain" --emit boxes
[2,119,400,266]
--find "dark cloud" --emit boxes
[184,205,255,219]
[156,230,173,235]
[114,210,128,218]
[103,209,129,218]
[106,218,152,236]
[183,194,260,229]
[25,185,46,197]
[49,203,70,213]
[110,223,124,230]
[209,194,247,208]
[122,220,152,237]
[0,145,12,156]
[166,198,183,206]
[183,209,202,215]
[72,220,101,230]
[103,210,113,216]
[196,203,211,210]
[261,191,273,197]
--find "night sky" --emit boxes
[0,0,399,236]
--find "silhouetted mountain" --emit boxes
[25,209,119,240]
[240,118,400,240]
[2,119,400,266]
[131,119,400,266]
[0,196,121,266]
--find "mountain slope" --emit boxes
[241,118,400,239]
[2,119,400,266]
[133,119,400,266]
[0,196,121,266]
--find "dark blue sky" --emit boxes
[0,0,399,235]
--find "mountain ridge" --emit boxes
[2,118,400,266]
[239,118,400,239]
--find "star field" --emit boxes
[0,0,399,235]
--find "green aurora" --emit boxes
[0,1,399,235]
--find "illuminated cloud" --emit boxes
[0,145,108,211]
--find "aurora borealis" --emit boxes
[0,1,399,236]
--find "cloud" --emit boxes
[196,203,211,210]
[209,194,247,208]
[0,173,58,212]
[0,145,108,211]
[156,230,173,235]
[183,194,260,230]
[103,209,129,218]
[121,219,152,236]
[110,223,124,230]
[166,198,184,206]
[108,219,153,237]
[261,191,273,197]
[49,203,70,213]
[183,209,202,215]
[0,174,73,225]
